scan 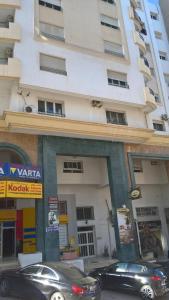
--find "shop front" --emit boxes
[0,162,42,260]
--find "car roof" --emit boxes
[112,260,162,269]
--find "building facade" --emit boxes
[1,0,169,262]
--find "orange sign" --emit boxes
[59,214,69,224]
[0,181,6,198]
[6,181,42,199]
[0,210,16,221]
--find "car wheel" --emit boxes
[50,292,65,300]
[140,285,155,299]
[0,279,10,297]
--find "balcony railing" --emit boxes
[143,87,157,112]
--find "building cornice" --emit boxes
[1,111,169,147]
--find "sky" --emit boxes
[148,0,159,3]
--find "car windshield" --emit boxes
[46,263,86,281]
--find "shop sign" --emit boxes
[0,181,6,198]
[0,210,16,222]
[117,207,134,245]
[0,163,42,180]
[59,214,69,224]
[129,187,142,200]
[46,197,59,232]
[6,181,43,199]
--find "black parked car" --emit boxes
[0,262,101,300]
[89,261,169,299]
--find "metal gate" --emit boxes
[78,226,95,258]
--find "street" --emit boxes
[0,290,168,300]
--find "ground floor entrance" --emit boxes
[0,221,16,258]
[78,226,96,258]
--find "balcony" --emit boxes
[0,57,21,78]
[133,30,146,53]
[0,22,21,41]
[138,57,152,81]
[143,87,158,112]
[0,0,21,8]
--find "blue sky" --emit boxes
[148,0,159,3]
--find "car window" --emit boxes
[41,267,58,280]
[20,266,41,275]
[110,263,128,273]
[128,264,147,274]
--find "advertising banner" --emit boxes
[0,209,16,222]
[0,163,42,180]
[0,181,6,198]
[6,181,43,199]
[46,197,59,232]
[23,208,36,254]
[117,208,134,245]
[0,163,5,177]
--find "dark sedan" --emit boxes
[89,261,169,299]
[0,262,101,300]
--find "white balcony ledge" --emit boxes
[0,58,21,78]
[133,31,146,53]
[138,57,152,81]
[143,87,158,113]
[0,23,21,41]
[0,0,21,8]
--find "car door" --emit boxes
[12,265,42,298]
[103,262,128,290]
[124,263,148,291]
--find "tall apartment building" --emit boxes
[1,0,169,263]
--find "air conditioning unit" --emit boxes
[5,48,13,58]
[7,15,14,22]
[24,105,36,113]
[161,114,169,121]
[91,100,103,108]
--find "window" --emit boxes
[159,51,167,61]
[63,161,83,173]
[133,159,143,173]
[41,267,57,279]
[154,94,160,103]
[76,207,94,220]
[137,0,142,9]
[155,31,162,40]
[104,41,123,56]
[59,201,67,214]
[40,54,67,75]
[40,22,64,41]
[150,12,158,20]
[20,266,41,275]
[136,207,159,217]
[102,0,115,4]
[109,263,128,273]
[164,74,169,86]
[39,0,62,11]
[153,121,165,131]
[100,15,119,29]
[38,99,64,117]
[106,111,127,125]
[128,264,147,273]
[107,70,129,88]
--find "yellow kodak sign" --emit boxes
[6,181,42,199]
[0,181,6,198]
